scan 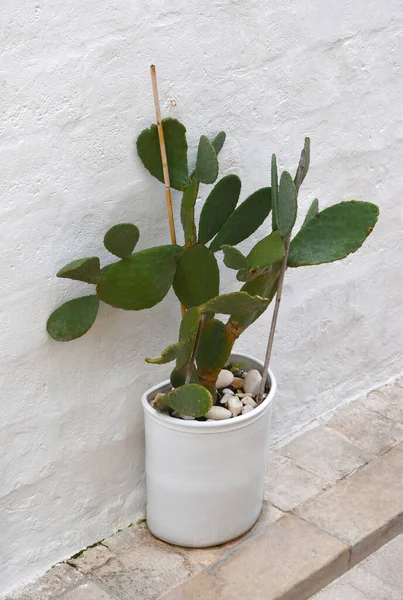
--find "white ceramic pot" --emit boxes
[141,352,276,547]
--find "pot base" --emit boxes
[147,506,262,548]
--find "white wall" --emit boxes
[1,0,402,593]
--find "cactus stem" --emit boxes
[185,312,206,384]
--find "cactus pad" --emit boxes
[198,175,242,245]
[173,244,219,308]
[104,223,140,258]
[145,340,187,364]
[136,118,189,190]
[247,231,285,268]
[180,176,199,245]
[97,245,183,310]
[288,201,379,267]
[195,135,219,184]
[170,365,199,388]
[295,137,310,188]
[209,187,272,252]
[221,245,249,270]
[196,318,233,374]
[47,295,99,341]
[57,257,101,284]
[201,292,269,316]
[274,171,297,238]
[271,154,279,232]
[302,198,319,227]
[154,383,213,417]
[212,131,226,155]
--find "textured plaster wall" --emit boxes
[1,0,403,594]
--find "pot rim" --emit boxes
[142,352,276,433]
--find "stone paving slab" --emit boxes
[279,425,371,484]
[5,377,403,600]
[312,534,403,599]
[295,441,403,565]
[160,514,349,600]
[324,400,403,457]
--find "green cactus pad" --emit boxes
[104,223,140,258]
[273,171,297,238]
[175,306,202,369]
[228,263,281,331]
[173,244,219,308]
[271,154,279,232]
[295,137,310,189]
[136,118,189,191]
[179,306,201,342]
[145,340,187,364]
[288,201,379,267]
[181,177,199,245]
[247,231,285,268]
[221,245,249,270]
[97,245,183,310]
[236,265,270,283]
[212,131,226,155]
[170,365,199,388]
[236,231,284,282]
[197,318,233,375]
[302,198,319,227]
[201,292,269,316]
[195,135,219,184]
[240,263,281,300]
[57,257,101,284]
[198,175,242,245]
[209,187,272,252]
[154,383,213,417]
[47,295,99,342]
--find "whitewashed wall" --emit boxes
[1,0,402,593]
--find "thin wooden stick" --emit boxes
[256,238,290,404]
[257,146,307,403]
[150,65,185,316]
[150,65,177,245]
[185,313,206,384]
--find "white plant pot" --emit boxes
[141,352,276,548]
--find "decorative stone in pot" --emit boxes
[142,352,276,547]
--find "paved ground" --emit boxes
[5,377,403,600]
[312,534,403,599]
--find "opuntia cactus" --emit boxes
[47,114,379,417]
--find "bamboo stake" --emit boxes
[150,65,177,245]
[185,313,206,384]
[257,146,307,403]
[150,65,185,316]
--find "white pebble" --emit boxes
[179,414,195,420]
[241,396,257,408]
[242,404,254,415]
[222,388,234,395]
[216,369,234,389]
[204,406,232,420]
[244,369,262,395]
[220,393,234,406]
[236,392,253,398]
[227,396,243,416]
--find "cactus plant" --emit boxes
[47,114,379,417]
